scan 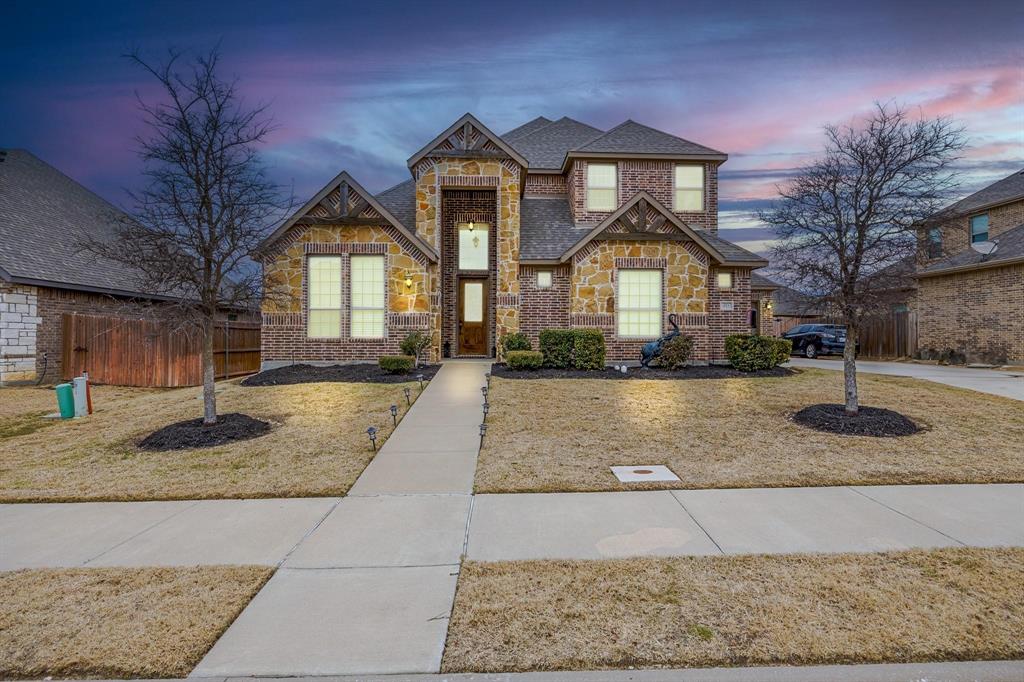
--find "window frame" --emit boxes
[673,164,705,212]
[585,163,617,212]
[457,222,490,272]
[616,268,663,339]
[306,255,342,339]
[716,271,733,289]
[536,270,553,289]
[927,227,943,258]
[969,214,989,243]
[349,254,387,340]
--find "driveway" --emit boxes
[788,357,1024,401]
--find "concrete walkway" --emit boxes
[788,357,1024,401]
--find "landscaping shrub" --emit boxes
[378,355,415,374]
[501,332,532,353]
[725,334,792,371]
[572,328,606,370]
[538,329,574,369]
[399,332,431,368]
[505,350,544,371]
[658,334,695,369]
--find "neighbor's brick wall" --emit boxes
[568,159,719,231]
[0,281,40,384]
[921,199,1024,264]
[916,263,1024,364]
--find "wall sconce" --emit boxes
[404,275,413,289]
[765,299,773,312]
[468,221,475,232]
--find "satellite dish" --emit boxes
[971,240,998,255]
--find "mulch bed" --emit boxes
[791,403,920,437]
[138,413,272,451]
[490,364,795,380]
[241,363,440,386]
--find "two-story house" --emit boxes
[256,114,772,366]
[915,168,1024,364]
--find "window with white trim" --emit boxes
[674,165,704,211]
[716,271,733,289]
[536,270,552,289]
[586,163,617,211]
[618,269,662,338]
[307,256,342,338]
[350,255,386,338]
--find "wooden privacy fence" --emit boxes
[62,314,261,387]
[853,310,918,359]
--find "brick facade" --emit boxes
[519,265,570,347]
[440,189,497,357]
[922,199,1024,264]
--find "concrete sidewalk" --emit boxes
[788,357,1024,400]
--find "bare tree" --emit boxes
[84,47,289,424]
[759,103,964,414]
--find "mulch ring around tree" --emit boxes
[791,403,921,437]
[490,364,795,380]
[138,413,273,451]
[241,363,440,386]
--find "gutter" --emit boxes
[914,255,1024,279]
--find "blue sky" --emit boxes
[2,0,1022,252]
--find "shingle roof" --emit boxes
[750,271,778,289]
[772,285,826,316]
[375,178,416,230]
[945,168,1024,216]
[694,229,767,264]
[520,196,580,260]
[918,222,1024,276]
[0,149,156,297]
[502,117,604,170]
[502,116,553,141]
[573,120,725,157]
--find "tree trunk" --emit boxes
[202,317,217,425]
[843,325,859,415]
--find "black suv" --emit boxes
[781,324,853,358]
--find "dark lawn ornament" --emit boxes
[640,314,680,368]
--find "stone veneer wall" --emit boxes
[261,224,432,364]
[916,263,1024,364]
[568,159,719,231]
[0,281,40,384]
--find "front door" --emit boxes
[458,277,488,355]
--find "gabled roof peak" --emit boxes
[406,113,529,170]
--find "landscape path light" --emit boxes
[481,385,488,399]
[482,401,490,422]
[390,404,398,426]
[485,371,491,387]
[479,422,487,445]
[366,426,378,452]
[404,386,412,406]
[416,374,424,390]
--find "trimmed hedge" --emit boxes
[658,334,695,369]
[538,328,607,370]
[501,332,532,353]
[378,355,415,374]
[506,350,544,371]
[572,328,606,370]
[724,334,792,371]
[539,329,575,369]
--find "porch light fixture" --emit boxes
[403,386,412,406]
[468,221,475,232]
[482,401,490,422]
[366,426,378,451]
[390,404,398,426]
[765,299,773,312]
[404,275,414,289]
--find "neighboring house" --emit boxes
[257,114,772,366]
[0,150,175,385]
[914,168,1024,364]
[757,279,827,335]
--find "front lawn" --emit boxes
[475,368,1024,493]
[442,548,1024,672]
[0,379,420,502]
[0,565,271,679]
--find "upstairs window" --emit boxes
[586,163,617,211]
[927,227,943,258]
[970,214,989,243]
[350,255,386,338]
[458,222,489,270]
[674,165,705,211]
[307,256,342,338]
[618,269,662,338]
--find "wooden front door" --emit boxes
[458,277,488,356]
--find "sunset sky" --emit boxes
[2,0,1022,253]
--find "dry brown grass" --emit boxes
[0,379,420,502]
[0,565,272,679]
[442,548,1024,672]
[475,368,1024,492]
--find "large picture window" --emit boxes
[307,256,342,338]
[458,222,489,270]
[618,269,662,338]
[674,165,704,211]
[350,255,386,338]
[586,163,617,211]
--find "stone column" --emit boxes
[0,283,41,384]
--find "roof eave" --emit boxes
[945,195,1024,221]
[0,273,183,302]
[915,255,1024,278]
[519,258,563,266]
[560,151,728,173]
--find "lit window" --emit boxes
[307,256,341,338]
[350,255,385,338]
[618,269,662,337]
[586,163,617,211]
[458,222,489,270]
[537,271,552,289]
[970,214,989,243]
[927,227,943,258]
[717,271,733,289]
[674,165,704,211]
